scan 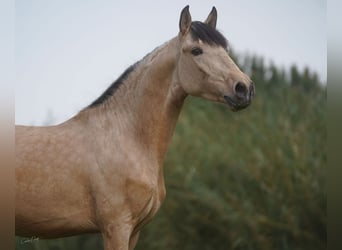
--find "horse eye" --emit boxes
[191,47,203,56]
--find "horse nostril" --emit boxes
[234,82,248,99]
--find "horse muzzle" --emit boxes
[224,82,255,111]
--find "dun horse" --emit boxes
[16,6,254,250]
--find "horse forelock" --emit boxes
[190,21,228,49]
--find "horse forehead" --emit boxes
[181,36,230,60]
[202,44,229,58]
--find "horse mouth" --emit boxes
[224,95,251,111]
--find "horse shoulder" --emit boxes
[89,153,165,231]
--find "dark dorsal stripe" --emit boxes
[88,63,138,108]
[190,21,228,48]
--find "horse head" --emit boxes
[176,6,255,111]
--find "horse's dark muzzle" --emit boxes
[224,82,255,111]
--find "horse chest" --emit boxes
[131,186,164,231]
[92,161,166,230]
[125,174,166,221]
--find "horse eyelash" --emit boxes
[191,47,203,56]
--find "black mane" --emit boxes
[88,63,138,108]
[190,21,228,48]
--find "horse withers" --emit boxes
[15,6,254,250]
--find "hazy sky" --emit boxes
[15,0,326,125]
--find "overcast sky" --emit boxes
[15,0,326,125]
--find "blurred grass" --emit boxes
[16,80,326,249]
[136,84,326,250]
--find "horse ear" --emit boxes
[179,5,192,35]
[204,6,217,29]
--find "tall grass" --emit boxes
[16,82,326,250]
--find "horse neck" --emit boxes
[78,37,187,165]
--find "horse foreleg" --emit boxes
[101,223,132,250]
[129,231,140,250]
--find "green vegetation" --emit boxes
[16,53,326,250]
